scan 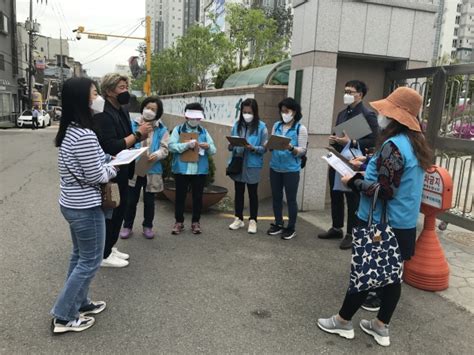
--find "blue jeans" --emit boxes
[51,206,105,321]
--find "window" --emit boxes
[457,3,461,12]
[0,12,8,34]
[0,54,4,70]
[454,28,458,36]
[456,16,460,25]
[40,47,44,52]
[453,39,458,47]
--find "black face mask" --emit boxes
[117,91,130,105]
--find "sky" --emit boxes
[16,0,146,77]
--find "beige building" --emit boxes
[287,0,439,211]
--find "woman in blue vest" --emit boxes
[318,87,433,347]
[228,98,268,234]
[169,102,216,235]
[267,98,308,240]
[120,96,169,240]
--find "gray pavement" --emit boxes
[1,126,473,354]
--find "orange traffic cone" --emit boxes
[404,210,450,291]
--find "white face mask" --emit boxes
[142,108,156,122]
[90,96,105,113]
[343,94,355,105]
[242,113,254,123]
[281,112,293,123]
[377,114,392,129]
[187,119,199,128]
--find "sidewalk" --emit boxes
[299,207,474,314]
[0,121,16,129]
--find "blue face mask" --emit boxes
[187,119,199,128]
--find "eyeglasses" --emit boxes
[344,90,358,95]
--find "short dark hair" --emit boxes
[345,80,368,98]
[278,97,302,122]
[140,96,163,118]
[184,102,204,112]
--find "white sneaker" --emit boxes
[112,247,129,260]
[101,254,129,268]
[229,217,245,230]
[248,219,257,234]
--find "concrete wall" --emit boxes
[289,0,438,211]
[160,85,288,199]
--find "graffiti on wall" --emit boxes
[163,94,255,127]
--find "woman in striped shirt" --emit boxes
[50,78,117,334]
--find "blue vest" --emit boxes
[231,121,266,168]
[269,122,301,173]
[357,134,425,229]
[131,120,167,175]
[172,124,209,175]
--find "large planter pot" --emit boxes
[163,180,228,212]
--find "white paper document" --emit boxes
[107,147,148,166]
[322,153,356,177]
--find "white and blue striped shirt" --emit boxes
[58,125,117,209]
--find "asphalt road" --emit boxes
[0,126,472,354]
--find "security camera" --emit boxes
[76,33,82,40]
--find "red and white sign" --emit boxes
[421,167,453,211]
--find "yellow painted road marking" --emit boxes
[218,213,288,221]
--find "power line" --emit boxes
[80,20,144,65]
[82,22,143,65]
[78,21,143,62]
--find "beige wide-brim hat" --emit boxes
[370,87,422,132]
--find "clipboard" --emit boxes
[266,135,291,150]
[135,153,154,177]
[226,136,249,147]
[333,113,372,140]
[325,147,352,166]
[322,153,356,177]
[179,132,199,162]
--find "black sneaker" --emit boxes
[362,293,381,312]
[79,301,106,316]
[281,229,296,240]
[318,227,343,239]
[339,233,352,250]
[267,224,283,236]
[52,316,95,334]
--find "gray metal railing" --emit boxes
[386,64,474,231]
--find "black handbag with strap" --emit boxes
[226,155,243,176]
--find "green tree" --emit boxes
[176,25,232,90]
[151,25,232,94]
[227,3,287,69]
[214,62,237,89]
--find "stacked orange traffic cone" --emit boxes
[404,209,450,291]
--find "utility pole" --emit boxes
[59,29,64,86]
[73,16,153,95]
[27,0,33,109]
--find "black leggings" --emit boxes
[234,181,258,221]
[339,283,402,324]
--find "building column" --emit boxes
[289,50,338,211]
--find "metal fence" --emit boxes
[386,64,474,231]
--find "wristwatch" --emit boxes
[133,131,143,142]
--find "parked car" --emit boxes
[16,110,51,128]
[52,106,62,121]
